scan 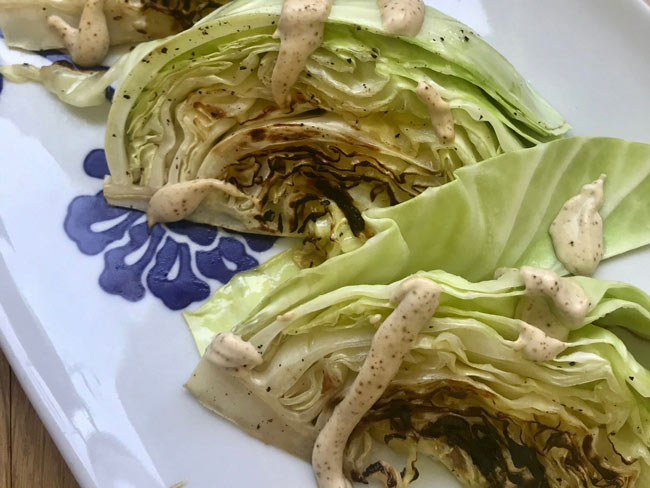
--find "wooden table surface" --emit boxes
[0,349,79,488]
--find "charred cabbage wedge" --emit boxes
[92,0,569,251]
[187,269,650,488]
[185,135,650,488]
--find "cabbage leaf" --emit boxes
[186,268,650,487]
[185,136,650,353]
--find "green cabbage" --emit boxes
[185,135,650,487]
[185,136,650,353]
[99,0,567,241]
[0,0,570,251]
[1,0,556,245]
[0,0,224,51]
[186,268,650,488]
[0,43,156,106]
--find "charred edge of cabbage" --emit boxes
[223,142,404,238]
[142,0,226,29]
[351,381,639,488]
[213,120,438,238]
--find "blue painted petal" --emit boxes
[36,49,72,63]
[238,232,277,252]
[64,191,140,255]
[83,149,110,179]
[166,220,218,246]
[99,223,164,301]
[147,238,211,310]
[196,237,259,283]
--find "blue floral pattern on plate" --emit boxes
[64,149,276,310]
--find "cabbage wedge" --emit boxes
[94,0,568,246]
[185,135,650,488]
[186,269,650,488]
[0,0,225,51]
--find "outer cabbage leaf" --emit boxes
[185,136,650,353]
[186,269,650,488]
[0,42,155,106]
[92,0,568,242]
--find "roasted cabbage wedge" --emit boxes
[187,269,650,488]
[80,0,569,248]
[185,135,650,488]
[0,0,570,253]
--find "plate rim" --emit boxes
[1,1,649,487]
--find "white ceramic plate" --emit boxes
[1,1,650,487]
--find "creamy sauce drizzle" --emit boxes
[205,332,263,375]
[517,296,568,341]
[520,266,589,326]
[550,174,606,276]
[415,81,455,144]
[377,0,425,36]
[312,277,441,488]
[272,0,334,106]
[47,0,110,67]
[513,323,567,362]
[146,179,252,227]
[514,267,590,362]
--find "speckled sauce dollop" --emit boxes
[377,0,425,36]
[47,0,110,67]
[145,179,254,227]
[550,174,606,276]
[513,322,567,362]
[513,266,590,362]
[520,266,589,326]
[415,81,455,145]
[205,332,263,375]
[271,0,334,106]
[517,295,569,342]
[311,277,441,488]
